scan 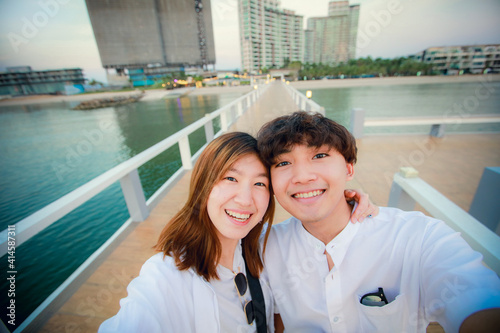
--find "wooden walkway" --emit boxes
[39,82,500,332]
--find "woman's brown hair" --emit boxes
[155,132,275,280]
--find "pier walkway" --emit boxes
[39,81,500,332]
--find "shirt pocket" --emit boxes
[355,293,409,333]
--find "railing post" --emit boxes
[204,114,214,142]
[120,169,149,222]
[350,108,366,138]
[430,124,445,137]
[220,109,229,132]
[231,105,237,123]
[388,176,417,211]
[178,135,193,170]
[237,101,243,116]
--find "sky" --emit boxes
[0,0,499,83]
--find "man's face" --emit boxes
[270,144,354,226]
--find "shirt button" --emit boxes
[332,316,340,323]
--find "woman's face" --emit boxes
[207,153,270,247]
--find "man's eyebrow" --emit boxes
[275,148,291,157]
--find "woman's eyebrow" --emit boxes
[229,167,268,179]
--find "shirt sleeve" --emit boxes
[98,254,192,333]
[419,218,500,333]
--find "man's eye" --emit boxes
[255,182,267,187]
[275,161,290,168]
[313,153,328,159]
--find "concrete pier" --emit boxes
[39,81,500,332]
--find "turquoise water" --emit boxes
[1,80,500,329]
[299,80,500,134]
[0,92,244,329]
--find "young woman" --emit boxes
[99,132,376,332]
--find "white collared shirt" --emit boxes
[99,242,275,332]
[261,207,500,333]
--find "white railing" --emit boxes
[2,84,269,332]
[0,85,267,256]
[350,108,500,138]
[283,81,325,115]
[388,167,500,275]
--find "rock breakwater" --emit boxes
[73,92,144,110]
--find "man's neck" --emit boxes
[302,201,354,245]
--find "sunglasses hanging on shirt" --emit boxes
[234,272,255,325]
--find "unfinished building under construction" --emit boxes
[85,0,216,86]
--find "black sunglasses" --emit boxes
[360,287,388,307]
[234,272,255,325]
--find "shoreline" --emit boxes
[290,73,500,89]
[1,74,499,106]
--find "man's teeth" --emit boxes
[293,190,324,199]
[225,210,250,221]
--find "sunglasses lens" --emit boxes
[244,300,255,324]
[234,272,247,296]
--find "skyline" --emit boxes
[1,0,499,83]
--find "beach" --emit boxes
[2,74,499,107]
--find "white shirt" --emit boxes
[210,243,258,333]
[99,243,274,332]
[262,207,500,333]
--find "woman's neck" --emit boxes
[218,238,239,270]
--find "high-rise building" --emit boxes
[85,0,216,86]
[306,0,359,64]
[238,0,303,74]
[0,67,85,96]
[409,44,500,75]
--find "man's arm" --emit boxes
[459,308,500,333]
[419,219,500,332]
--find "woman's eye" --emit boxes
[255,182,267,187]
[224,176,237,182]
[275,161,290,168]
[313,153,328,159]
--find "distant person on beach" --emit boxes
[257,111,500,333]
[98,131,377,332]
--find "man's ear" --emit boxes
[346,163,354,180]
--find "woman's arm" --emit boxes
[344,189,379,223]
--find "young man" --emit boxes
[257,111,500,332]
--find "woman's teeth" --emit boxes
[225,210,250,221]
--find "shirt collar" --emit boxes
[295,203,360,266]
